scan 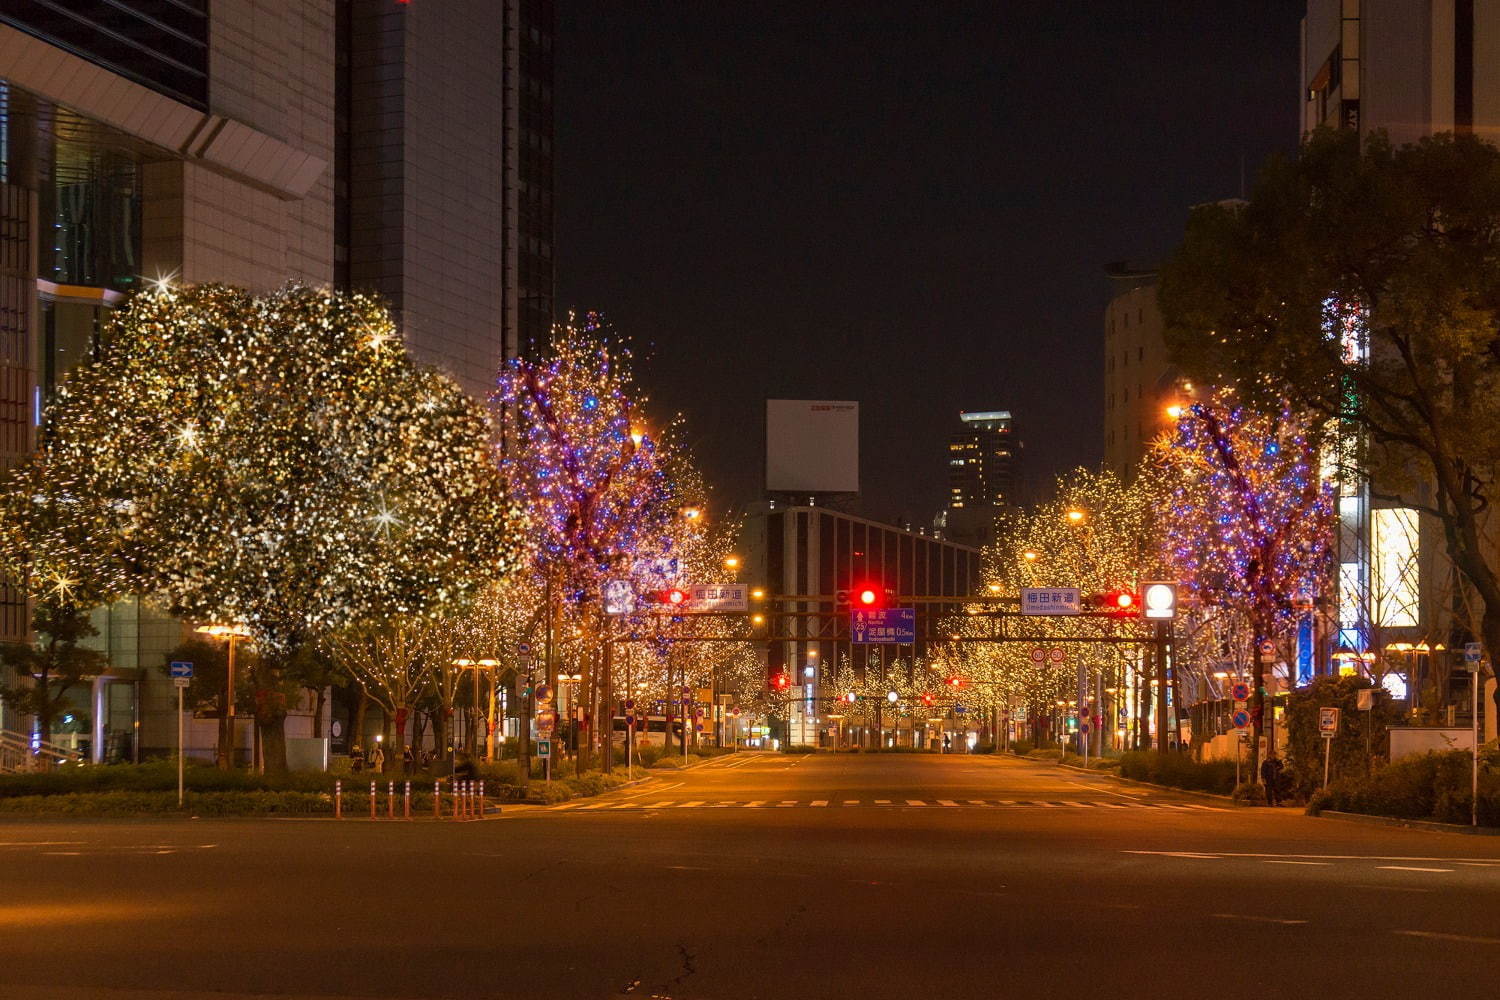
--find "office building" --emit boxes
[337,0,554,398]
[0,1,553,761]
[1301,0,1500,144]
[943,410,1019,547]
[1102,265,1177,481]
[742,503,982,747]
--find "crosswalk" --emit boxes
[548,797,1226,813]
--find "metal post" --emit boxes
[177,684,185,808]
[1155,620,1171,752]
[335,780,342,819]
[225,635,237,769]
[404,780,411,819]
[1474,667,1480,827]
[1322,736,1331,790]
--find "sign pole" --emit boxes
[1323,733,1331,791]
[1474,666,1480,828]
[177,683,185,808]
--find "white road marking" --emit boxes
[745,800,765,807]
[1126,851,1500,863]
[905,800,926,807]
[646,801,675,808]
[1263,860,1329,866]
[1378,866,1453,873]
[1064,801,1091,808]
[1212,913,1307,925]
[843,800,860,805]
[677,801,704,808]
[811,800,829,807]
[1395,930,1500,945]
[777,801,796,807]
[938,799,959,807]
[1063,779,1143,800]
[876,799,891,804]
[999,800,1017,805]
[967,799,987,805]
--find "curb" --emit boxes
[1049,760,1246,805]
[1315,809,1500,837]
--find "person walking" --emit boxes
[369,742,385,774]
[1260,752,1284,806]
[402,745,414,776]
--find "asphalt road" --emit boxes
[3,753,1499,1000]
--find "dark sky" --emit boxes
[555,2,1304,524]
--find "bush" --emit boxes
[1025,749,1064,762]
[1009,740,1034,756]
[1306,751,1500,825]
[1118,751,1237,795]
[972,743,996,755]
[1232,782,1267,805]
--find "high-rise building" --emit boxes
[1299,1,1489,700]
[1102,265,1177,481]
[942,410,1018,547]
[336,0,554,397]
[1301,0,1500,144]
[0,1,554,758]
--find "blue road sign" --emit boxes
[1465,642,1482,664]
[1231,709,1251,729]
[169,661,194,680]
[850,608,916,644]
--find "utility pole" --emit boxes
[1155,619,1172,752]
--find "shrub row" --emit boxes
[1117,751,1237,795]
[0,789,333,816]
[1307,751,1500,826]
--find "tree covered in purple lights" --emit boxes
[1159,391,1334,772]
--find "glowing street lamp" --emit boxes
[1064,509,1087,526]
[194,623,252,770]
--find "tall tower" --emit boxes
[943,410,1019,547]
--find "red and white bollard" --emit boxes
[369,780,376,820]
[334,779,342,819]
[387,781,395,819]
[433,780,442,818]
[403,781,411,819]
[477,780,485,819]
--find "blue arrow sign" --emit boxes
[169,661,194,680]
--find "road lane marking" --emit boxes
[677,801,704,808]
[777,801,796,807]
[1064,801,1091,808]
[1395,930,1500,945]
[967,799,987,805]
[905,800,926,806]
[1128,850,1500,863]
[937,799,959,807]
[745,800,765,807]
[1212,913,1307,925]
[811,800,828,807]
[999,800,1017,805]
[876,799,891,804]
[1063,779,1144,800]
[1378,866,1453,873]
[646,801,675,808]
[1263,860,1329,866]
[843,800,860,805]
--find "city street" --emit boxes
[2,754,1498,999]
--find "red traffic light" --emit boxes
[858,588,878,606]
[946,676,967,688]
[666,588,686,605]
[1090,590,1141,616]
[772,672,791,691]
[921,692,935,706]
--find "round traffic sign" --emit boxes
[625,698,635,710]
[533,683,553,703]
[1231,709,1251,728]
[1230,682,1251,702]
[1048,647,1066,664]
[1258,639,1276,655]
[1029,647,1046,664]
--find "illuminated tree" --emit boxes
[1158,391,1334,771]
[0,598,109,758]
[0,284,519,771]
[329,620,434,771]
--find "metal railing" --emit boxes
[0,730,86,772]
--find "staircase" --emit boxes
[0,730,86,773]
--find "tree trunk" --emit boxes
[310,686,326,739]
[352,691,369,753]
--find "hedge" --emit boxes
[0,790,333,816]
[1307,750,1500,825]
[1117,751,1237,795]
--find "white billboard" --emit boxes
[765,399,858,493]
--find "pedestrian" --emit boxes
[402,744,414,776]
[350,744,364,773]
[369,743,385,773]
[1260,752,1283,806]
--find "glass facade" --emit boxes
[0,0,210,110]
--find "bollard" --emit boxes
[433,780,441,818]
[451,780,461,822]
[404,780,411,819]
[369,780,376,820]
[477,780,485,819]
[387,781,395,819]
[335,779,342,820]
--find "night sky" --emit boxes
[555,2,1304,525]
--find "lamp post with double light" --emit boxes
[194,624,253,770]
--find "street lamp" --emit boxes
[1064,508,1086,526]
[724,554,741,571]
[194,623,252,770]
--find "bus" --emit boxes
[611,715,682,748]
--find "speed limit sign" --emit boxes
[1029,647,1046,664]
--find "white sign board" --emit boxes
[1021,588,1081,616]
[685,584,748,613]
[765,399,859,493]
[1318,706,1341,737]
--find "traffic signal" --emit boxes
[842,692,857,704]
[1141,581,1179,620]
[946,676,967,689]
[837,583,895,608]
[921,692,935,707]
[771,672,791,692]
[1089,590,1141,617]
[642,588,689,608]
